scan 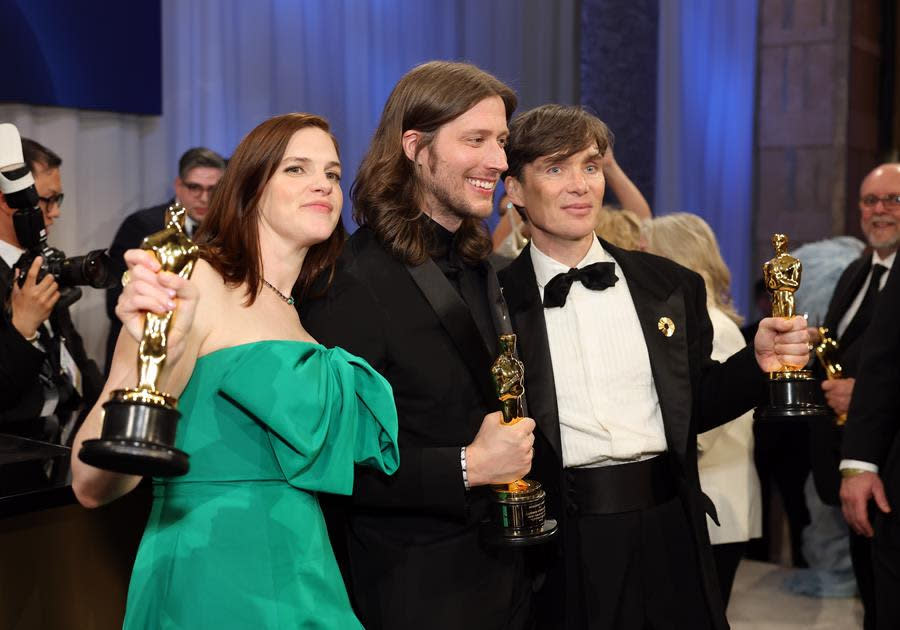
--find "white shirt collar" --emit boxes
[530,237,613,289]
[0,238,23,269]
[873,249,896,270]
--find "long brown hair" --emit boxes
[645,212,744,325]
[351,61,517,265]
[196,113,345,304]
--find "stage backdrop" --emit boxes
[0,0,162,114]
[655,0,759,317]
[0,0,579,369]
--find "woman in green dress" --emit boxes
[72,113,400,629]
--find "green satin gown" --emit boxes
[122,341,400,629]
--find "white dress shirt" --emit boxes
[530,239,667,468]
[836,250,895,338]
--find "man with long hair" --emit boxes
[498,104,810,630]
[302,61,536,630]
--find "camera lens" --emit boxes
[58,250,115,289]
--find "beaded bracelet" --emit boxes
[460,446,470,490]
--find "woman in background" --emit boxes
[595,206,643,250]
[645,212,762,605]
[71,113,399,629]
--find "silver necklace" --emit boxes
[263,279,295,305]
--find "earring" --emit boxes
[506,201,514,210]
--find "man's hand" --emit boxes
[754,316,810,372]
[10,256,58,340]
[822,378,855,416]
[807,326,823,346]
[466,411,535,486]
[600,144,617,174]
[840,471,891,537]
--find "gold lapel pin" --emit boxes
[658,317,675,337]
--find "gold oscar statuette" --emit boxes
[814,327,847,425]
[79,203,199,476]
[486,334,557,545]
[756,233,829,421]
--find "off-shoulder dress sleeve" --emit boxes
[218,343,399,495]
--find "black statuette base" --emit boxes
[756,372,831,421]
[78,397,189,477]
[484,480,559,546]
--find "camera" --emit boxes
[0,123,114,307]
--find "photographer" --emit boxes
[0,138,102,445]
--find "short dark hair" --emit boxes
[21,138,62,171]
[178,147,226,179]
[505,105,611,181]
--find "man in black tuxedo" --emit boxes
[0,138,101,449]
[104,147,225,368]
[498,105,809,630]
[301,61,536,630]
[810,163,900,628]
[839,164,900,630]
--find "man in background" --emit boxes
[0,138,101,449]
[834,163,900,629]
[104,147,225,367]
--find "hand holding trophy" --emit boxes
[814,327,848,425]
[79,203,199,476]
[486,334,557,545]
[756,234,829,420]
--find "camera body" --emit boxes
[0,123,113,306]
[12,204,114,290]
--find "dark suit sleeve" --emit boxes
[106,212,149,321]
[0,315,45,414]
[689,272,767,433]
[53,307,103,410]
[302,269,469,520]
[842,265,900,467]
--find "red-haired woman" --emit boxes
[72,114,399,629]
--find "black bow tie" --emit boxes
[543,262,618,308]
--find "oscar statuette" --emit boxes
[485,334,558,545]
[814,327,847,425]
[79,203,199,476]
[756,233,830,420]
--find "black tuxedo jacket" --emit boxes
[499,240,767,630]
[104,201,170,369]
[0,257,102,441]
[822,254,876,372]
[843,263,900,509]
[811,254,875,503]
[301,226,531,630]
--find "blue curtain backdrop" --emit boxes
[0,0,578,369]
[655,0,759,317]
[580,0,659,209]
[163,0,579,230]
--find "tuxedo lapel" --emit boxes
[406,258,497,406]
[500,246,562,460]
[604,241,693,458]
[824,255,871,332]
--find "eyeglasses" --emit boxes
[182,182,217,197]
[37,193,64,209]
[860,193,900,210]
